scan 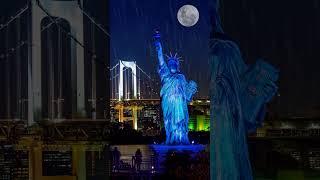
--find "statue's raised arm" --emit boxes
[153,31,170,83]
[153,31,166,67]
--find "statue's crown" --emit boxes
[165,52,182,63]
[166,52,182,72]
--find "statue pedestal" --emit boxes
[150,144,206,173]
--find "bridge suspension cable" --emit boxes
[110,63,120,71]
[109,66,129,80]
[41,17,62,32]
[0,41,28,61]
[119,61,159,98]
[136,65,152,80]
[77,2,111,38]
[35,0,111,71]
[0,5,29,31]
[0,4,29,60]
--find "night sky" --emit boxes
[220,0,320,118]
[110,0,211,99]
[110,0,320,118]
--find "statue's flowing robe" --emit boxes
[159,62,194,145]
[209,38,278,180]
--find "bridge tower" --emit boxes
[28,0,85,125]
[118,60,138,100]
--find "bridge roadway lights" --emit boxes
[114,103,143,130]
[15,137,106,180]
[0,120,109,180]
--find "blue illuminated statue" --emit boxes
[209,0,279,179]
[153,31,197,145]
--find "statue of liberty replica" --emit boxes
[209,0,279,179]
[153,31,197,145]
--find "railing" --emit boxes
[131,156,156,172]
[253,129,320,138]
[112,156,157,174]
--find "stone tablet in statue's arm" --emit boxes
[240,59,279,133]
[185,80,197,102]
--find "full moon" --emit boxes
[177,5,199,27]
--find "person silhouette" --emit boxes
[134,148,142,172]
[112,147,121,172]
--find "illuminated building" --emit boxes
[110,98,210,133]
[110,99,161,132]
[188,99,210,132]
[0,120,111,180]
[189,115,210,132]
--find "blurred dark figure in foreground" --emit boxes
[134,148,142,172]
[209,0,278,179]
[112,147,121,172]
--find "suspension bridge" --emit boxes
[0,1,113,180]
[0,0,111,126]
[109,60,161,129]
[0,0,161,130]
[110,60,160,101]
